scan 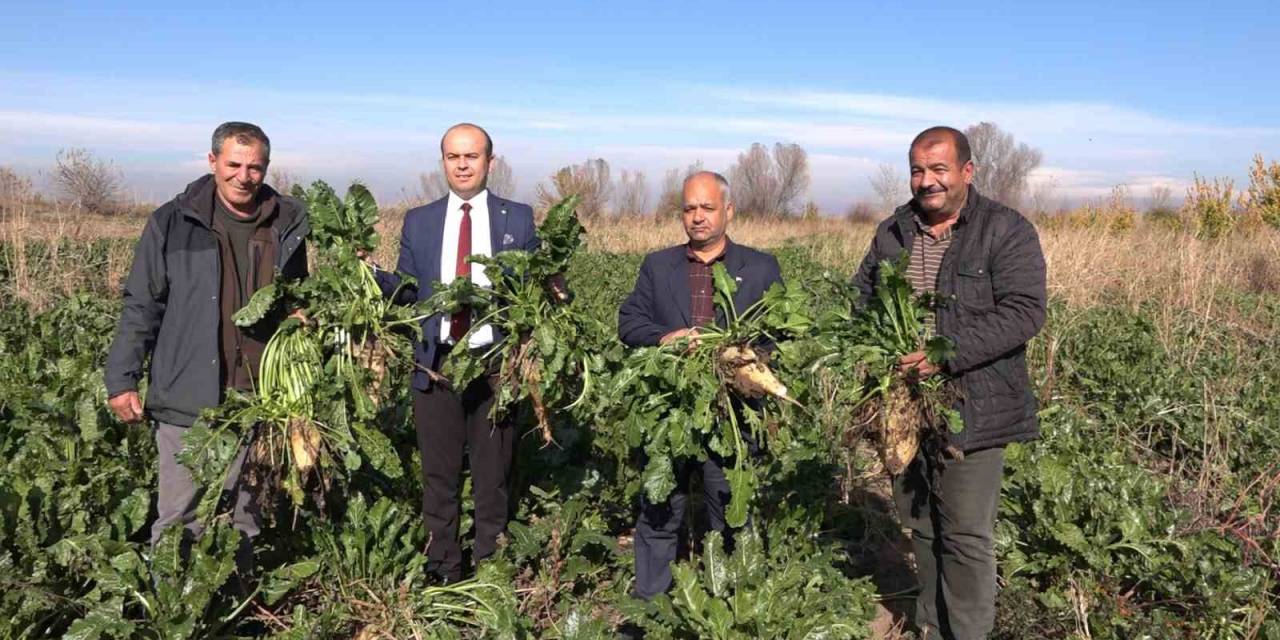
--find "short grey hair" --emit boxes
[211,122,271,161]
[683,170,732,205]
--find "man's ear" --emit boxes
[207,151,218,174]
[725,202,735,223]
[962,160,975,185]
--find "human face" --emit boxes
[909,139,973,219]
[441,127,491,200]
[207,140,268,213]
[681,174,734,249]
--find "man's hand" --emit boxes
[660,327,701,349]
[108,391,144,424]
[288,308,309,325]
[356,248,380,270]
[898,350,940,380]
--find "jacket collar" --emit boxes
[895,187,981,238]
[178,174,291,231]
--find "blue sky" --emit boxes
[2,1,1277,210]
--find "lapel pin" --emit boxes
[500,208,508,215]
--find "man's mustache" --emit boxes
[915,186,946,197]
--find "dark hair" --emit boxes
[910,126,971,165]
[211,122,271,160]
[440,122,494,157]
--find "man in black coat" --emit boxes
[852,127,1047,639]
[618,171,783,600]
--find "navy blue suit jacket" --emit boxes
[618,241,783,347]
[377,193,538,390]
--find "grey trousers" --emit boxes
[893,446,1005,640]
[153,422,260,569]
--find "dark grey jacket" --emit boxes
[104,175,309,427]
[852,189,1046,452]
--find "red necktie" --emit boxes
[450,202,472,342]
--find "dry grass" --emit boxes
[1,204,139,307]
[5,207,1280,327]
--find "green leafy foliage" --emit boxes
[197,180,420,512]
[3,224,1278,637]
[601,264,815,528]
[787,256,963,481]
[427,195,611,446]
[635,527,877,639]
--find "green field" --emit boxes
[2,231,1278,639]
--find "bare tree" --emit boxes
[727,142,810,217]
[269,168,299,196]
[964,122,1043,208]
[613,169,650,217]
[869,163,909,217]
[417,170,449,203]
[54,148,123,214]
[772,143,810,217]
[0,166,34,214]
[1148,184,1174,212]
[536,158,613,220]
[1028,175,1061,216]
[655,161,704,220]
[487,155,517,197]
[416,155,517,204]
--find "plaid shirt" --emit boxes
[687,240,730,327]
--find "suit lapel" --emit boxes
[424,198,448,284]
[666,250,693,326]
[725,241,753,315]
[488,192,509,253]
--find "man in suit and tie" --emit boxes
[617,171,784,601]
[374,123,538,583]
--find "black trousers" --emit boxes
[412,374,514,582]
[632,457,736,600]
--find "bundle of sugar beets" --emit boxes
[182,181,423,514]
[602,264,813,527]
[426,195,607,446]
[803,256,963,475]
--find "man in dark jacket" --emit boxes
[618,171,783,601]
[104,122,309,568]
[852,126,1046,640]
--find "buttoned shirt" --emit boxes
[686,239,730,327]
[440,189,494,347]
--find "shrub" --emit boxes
[1184,174,1237,240]
[53,148,124,215]
[1246,154,1280,230]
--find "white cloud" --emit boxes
[3,74,1276,210]
[0,110,205,149]
[713,88,1280,139]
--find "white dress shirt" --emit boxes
[439,189,495,348]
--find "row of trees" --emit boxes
[538,123,1044,220]
[528,142,814,220]
[8,122,1048,219]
